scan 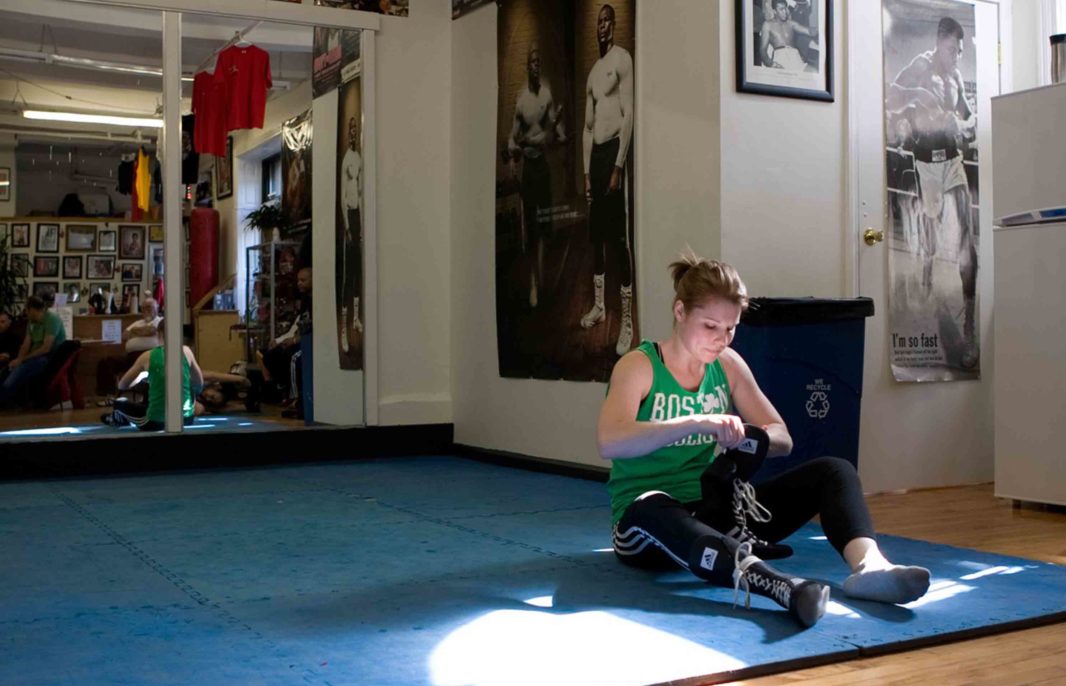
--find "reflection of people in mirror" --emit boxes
[340,115,363,351]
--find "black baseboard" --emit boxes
[454,443,609,483]
[0,427,611,484]
[1,424,454,481]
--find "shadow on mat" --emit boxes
[240,552,816,645]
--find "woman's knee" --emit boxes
[801,456,861,488]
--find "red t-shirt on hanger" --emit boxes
[213,44,272,132]
[192,71,228,157]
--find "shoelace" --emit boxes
[746,568,793,608]
[732,541,758,608]
[733,541,794,610]
[733,478,773,528]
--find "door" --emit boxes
[849,0,1004,492]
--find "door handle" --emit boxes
[863,228,885,246]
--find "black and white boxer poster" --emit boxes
[496,0,637,383]
[336,76,364,371]
[883,0,980,382]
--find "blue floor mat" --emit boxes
[1,455,1063,685]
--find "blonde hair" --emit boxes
[668,248,749,312]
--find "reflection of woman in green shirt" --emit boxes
[0,296,66,405]
[104,320,203,431]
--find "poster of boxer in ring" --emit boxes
[496,0,637,383]
[883,0,980,382]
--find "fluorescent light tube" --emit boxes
[22,110,163,128]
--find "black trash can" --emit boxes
[729,297,875,484]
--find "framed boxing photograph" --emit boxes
[98,229,117,252]
[87,254,115,280]
[65,224,97,252]
[63,255,83,279]
[736,0,834,102]
[11,223,30,248]
[34,255,59,278]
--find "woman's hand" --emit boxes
[699,414,745,449]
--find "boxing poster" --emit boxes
[452,0,494,20]
[496,0,637,383]
[282,110,313,229]
[313,29,362,98]
[312,27,342,98]
[313,0,408,16]
[336,76,364,371]
[882,0,980,382]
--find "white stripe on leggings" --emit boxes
[612,525,690,569]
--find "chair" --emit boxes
[38,340,85,410]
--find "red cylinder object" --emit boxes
[189,206,220,308]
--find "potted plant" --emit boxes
[244,201,296,243]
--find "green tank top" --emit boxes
[607,340,732,525]
[147,346,194,424]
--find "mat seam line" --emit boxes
[46,485,336,686]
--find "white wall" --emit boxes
[451,1,725,468]
[449,0,1022,493]
[719,1,846,298]
[373,0,453,425]
[0,135,15,217]
[1011,0,1042,92]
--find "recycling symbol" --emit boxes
[806,391,830,419]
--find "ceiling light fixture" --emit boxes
[23,110,163,128]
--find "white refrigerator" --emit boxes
[991,82,1066,507]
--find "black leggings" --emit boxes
[111,398,194,431]
[613,457,875,580]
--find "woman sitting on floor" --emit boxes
[102,319,202,430]
[598,250,930,629]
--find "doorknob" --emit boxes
[863,228,885,246]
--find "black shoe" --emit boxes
[732,542,829,628]
[726,524,794,560]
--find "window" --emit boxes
[262,153,282,202]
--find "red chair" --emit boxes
[42,345,85,411]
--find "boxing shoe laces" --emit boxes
[726,478,793,559]
[732,541,829,628]
[733,542,778,608]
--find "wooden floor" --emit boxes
[725,484,1066,686]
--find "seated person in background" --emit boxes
[0,311,22,367]
[103,319,202,430]
[256,267,312,403]
[197,369,261,415]
[124,296,163,353]
[0,296,66,407]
